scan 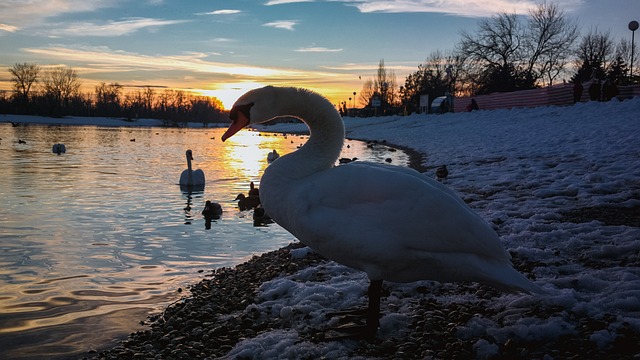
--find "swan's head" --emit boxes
[222,86,299,142]
[186,149,194,160]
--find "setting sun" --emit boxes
[196,82,266,110]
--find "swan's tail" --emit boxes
[482,262,547,295]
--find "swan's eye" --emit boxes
[230,103,254,121]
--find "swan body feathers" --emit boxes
[179,149,205,187]
[222,86,542,295]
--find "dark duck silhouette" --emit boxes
[202,200,223,219]
[235,193,261,211]
[436,165,449,181]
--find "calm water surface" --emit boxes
[0,123,408,359]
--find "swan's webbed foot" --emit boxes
[323,319,379,341]
[319,280,383,342]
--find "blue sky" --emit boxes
[0,0,637,109]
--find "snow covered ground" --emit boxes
[6,98,640,358]
[235,99,640,358]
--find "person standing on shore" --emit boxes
[573,81,583,103]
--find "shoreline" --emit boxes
[85,237,639,360]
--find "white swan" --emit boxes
[222,86,544,338]
[179,149,205,187]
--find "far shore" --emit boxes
[3,113,429,173]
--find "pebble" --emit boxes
[83,242,640,360]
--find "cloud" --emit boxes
[0,0,117,28]
[295,47,343,53]
[348,0,540,17]
[0,23,18,33]
[197,9,242,15]
[48,18,188,37]
[22,45,316,78]
[263,20,298,30]
[264,0,541,18]
[265,0,315,5]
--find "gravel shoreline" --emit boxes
[84,238,639,360]
[83,142,640,359]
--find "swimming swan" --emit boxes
[222,86,544,338]
[179,150,205,187]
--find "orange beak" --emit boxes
[222,103,252,142]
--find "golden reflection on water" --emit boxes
[0,123,409,359]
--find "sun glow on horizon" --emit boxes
[197,82,266,110]
[196,81,357,111]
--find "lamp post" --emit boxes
[630,20,639,82]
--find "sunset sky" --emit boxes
[0,0,637,109]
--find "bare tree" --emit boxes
[401,51,461,113]
[460,12,522,73]
[526,1,579,86]
[94,82,123,116]
[573,29,616,81]
[9,62,40,106]
[458,2,578,92]
[373,59,399,107]
[459,12,527,93]
[142,86,156,115]
[358,79,374,106]
[41,66,82,114]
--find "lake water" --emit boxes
[0,122,409,359]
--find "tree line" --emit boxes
[357,2,637,115]
[2,64,227,126]
[2,2,636,120]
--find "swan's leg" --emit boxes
[323,279,382,341]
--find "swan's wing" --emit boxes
[193,169,206,184]
[179,169,189,184]
[285,162,508,264]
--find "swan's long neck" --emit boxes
[186,153,193,184]
[272,89,345,179]
[186,154,193,172]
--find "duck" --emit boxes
[436,164,449,181]
[339,157,357,164]
[221,86,544,339]
[253,204,273,226]
[179,149,206,188]
[248,181,260,197]
[201,200,223,219]
[234,193,261,211]
[267,149,280,162]
[52,143,66,154]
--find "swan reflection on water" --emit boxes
[181,190,205,225]
[202,200,223,230]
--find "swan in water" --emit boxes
[222,86,544,338]
[179,150,205,187]
[52,143,66,154]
